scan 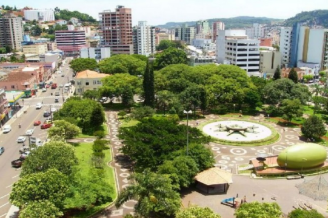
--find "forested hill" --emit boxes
[54,8,96,22]
[157,16,283,29]
[284,10,328,27]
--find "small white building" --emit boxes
[75,70,110,94]
[80,47,111,60]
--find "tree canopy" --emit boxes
[48,120,81,139]
[288,68,299,83]
[70,58,98,73]
[54,9,96,22]
[99,54,147,75]
[288,208,324,218]
[19,200,64,218]
[156,40,184,51]
[176,206,221,218]
[154,47,188,70]
[301,115,327,139]
[281,99,303,122]
[235,202,282,218]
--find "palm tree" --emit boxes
[311,84,322,96]
[115,170,181,218]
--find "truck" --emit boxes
[51,83,57,89]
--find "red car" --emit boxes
[45,84,50,88]
[34,120,41,126]
[41,123,52,129]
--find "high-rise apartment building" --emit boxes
[133,21,156,56]
[55,30,86,56]
[175,24,195,44]
[212,21,225,42]
[99,6,133,55]
[24,9,55,22]
[279,27,292,67]
[0,13,23,51]
[289,23,301,67]
[246,23,265,39]
[196,20,210,35]
[217,30,260,76]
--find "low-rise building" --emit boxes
[259,49,281,78]
[55,30,86,56]
[0,88,9,126]
[22,43,48,55]
[75,70,110,94]
[80,47,111,60]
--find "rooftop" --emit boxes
[76,70,110,79]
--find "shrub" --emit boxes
[94,130,106,139]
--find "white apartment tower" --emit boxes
[0,13,23,51]
[279,27,292,67]
[135,21,155,56]
[212,21,225,42]
[217,30,260,76]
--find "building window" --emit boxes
[77,81,81,85]
[78,88,82,93]
[97,80,101,84]
[86,82,89,85]
[93,80,97,85]
[11,85,15,89]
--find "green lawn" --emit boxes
[71,142,116,217]
[120,119,139,128]
[77,123,108,138]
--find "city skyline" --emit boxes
[1,0,328,25]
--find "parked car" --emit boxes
[44,119,53,124]
[20,151,31,159]
[43,111,51,117]
[50,107,57,113]
[55,92,60,96]
[2,125,11,133]
[17,136,26,143]
[34,120,41,126]
[51,83,57,89]
[0,147,4,155]
[45,84,50,88]
[11,157,25,168]
[59,84,64,88]
[36,103,43,109]
[54,98,59,103]
[25,129,34,136]
[42,88,47,92]
[41,123,52,129]
[19,147,30,154]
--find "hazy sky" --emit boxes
[1,0,328,25]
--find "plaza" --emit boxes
[181,114,328,217]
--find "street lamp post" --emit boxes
[233,104,236,113]
[183,110,192,155]
[301,158,307,176]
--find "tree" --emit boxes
[143,60,155,107]
[131,106,155,120]
[301,115,327,139]
[154,47,188,70]
[21,141,78,177]
[121,86,135,110]
[179,85,208,114]
[99,54,146,75]
[156,90,177,115]
[281,99,303,123]
[70,58,97,73]
[158,156,199,189]
[19,200,64,218]
[156,40,184,51]
[243,89,261,109]
[273,65,281,80]
[288,68,299,83]
[48,120,81,139]
[235,202,282,218]
[115,170,181,217]
[83,89,99,99]
[288,208,324,218]
[10,169,69,210]
[119,118,209,171]
[176,206,221,218]
[311,84,323,96]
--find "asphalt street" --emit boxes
[0,58,74,217]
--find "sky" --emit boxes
[1,0,328,26]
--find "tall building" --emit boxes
[260,49,281,77]
[80,47,111,60]
[175,24,195,44]
[23,9,55,22]
[217,30,260,76]
[99,6,133,55]
[212,21,225,42]
[196,20,210,35]
[0,13,23,51]
[55,30,86,56]
[133,21,156,56]
[246,23,265,39]
[289,23,301,67]
[279,27,292,67]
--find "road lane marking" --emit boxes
[12,175,19,179]
[0,213,7,218]
[5,185,12,188]
[0,194,9,199]
[0,202,9,209]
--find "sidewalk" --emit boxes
[0,105,29,137]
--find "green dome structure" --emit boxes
[277,143,327,169]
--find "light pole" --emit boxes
[233,104,236,113]
[301,158,307,176]
[184,110,192,155]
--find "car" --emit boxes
[41,123,52,129]
[45,84,50,88]
[43,111,51,117]
[19,147,30,154]
[59,84,64,88]
[49,81,53,85]
[61,74,64,77]
[50,107,57,113]
[34,120,41,126]
[17,136,26,143]
[20,151,31,158]
[42,88,47,92]
[11,158,25,168]
[54,98,59,103]
[55,92,60,96]
[36,102,43,109]
[2,125,11,133]
[44,119,53,124]
[0,147,4,155]
[25,129,34,136]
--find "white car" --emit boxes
[42,88,47,92]
[50,107,57,113]
[36,103,43,109]
[17,136,26,143]
[2,125,11,133]
[25,129,34,136]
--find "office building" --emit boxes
[259,49,281,77]
[217,30,260,76]
[175,24,195,44]
[212,21,225,42]
[289,23,301,67]
[99,6,133,54]
[22,43,48,55]
[196,20,210,35]
[55,30,86,56]
[23,9,55,22]
[0,13,23,51]
[80,47,111,60]
[133,21,156,56]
